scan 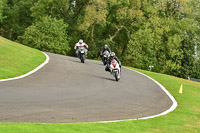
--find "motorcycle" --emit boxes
[77,46,87,63]
[102,50,110,65]
[109,59,121,81]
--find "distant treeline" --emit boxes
[0,0,200,79]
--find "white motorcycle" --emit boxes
[109,59,121,81]
[77,46,87,63]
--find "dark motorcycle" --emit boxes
[102,50,110,65]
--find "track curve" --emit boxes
[0,53,173,123]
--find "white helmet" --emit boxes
[79,39,83,44]
[110,52,115,57]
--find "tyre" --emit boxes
[81,54,85,63]
[103,60,106,65]
[114,72,119,81]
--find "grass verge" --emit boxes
[0,36,46,79]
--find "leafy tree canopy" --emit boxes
[20,16,70,55]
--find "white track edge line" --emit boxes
[0,52,49,82]
[98,67,178,123]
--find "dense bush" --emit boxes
[20,16,70,55]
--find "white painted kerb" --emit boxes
[0,52,49,82]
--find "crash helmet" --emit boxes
[110,52,115,57]
[104,44,108,48]
[79,39,83,44]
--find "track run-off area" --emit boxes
[0,53,175,123]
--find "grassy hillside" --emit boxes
[0,66,199,132]
[0,36,46,79]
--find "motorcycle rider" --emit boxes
[105,52,121,72]
[74,39,88,57]
[100,44,111,60]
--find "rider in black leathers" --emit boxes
[105,52,121,72]
[100,44,111,60]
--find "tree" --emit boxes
[31,0,71,21]
[0,0,4,22]
[189,0,200,22]
[178,18,200,78]
[0,0,38,40]
[104,0,147,58]
[20,16,70,55]
[79,0,108,44]
[0,0,7,36]
[157,0,189,19]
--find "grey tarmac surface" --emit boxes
[0,53,172,123]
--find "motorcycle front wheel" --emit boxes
[103,58,107,65]
[114,71,120,81]
[81,54,85,63]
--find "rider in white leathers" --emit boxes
[74,39,88,56]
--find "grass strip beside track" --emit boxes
[0,65,199,133]
[0,36,46,79]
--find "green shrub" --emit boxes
[20,16,70,55]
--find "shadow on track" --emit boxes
[91,74,116,82]
[67,59,83,63]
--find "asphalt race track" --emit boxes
[0,53,173,123]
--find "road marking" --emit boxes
[0,52,49,82]
[98,67,178,123]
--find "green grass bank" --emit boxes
[0,36,46,79]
